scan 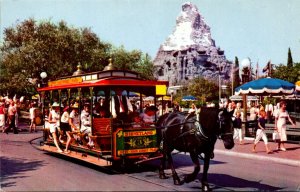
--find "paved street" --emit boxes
[1,121,300,191]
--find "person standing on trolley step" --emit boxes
[60,106,72,153]
[48,102,63,153]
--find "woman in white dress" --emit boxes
[274,100,296,151]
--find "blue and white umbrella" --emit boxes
[235,77,295,95]
[182,95,197,101]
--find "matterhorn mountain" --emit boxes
[153,2,232,86]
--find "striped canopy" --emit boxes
[235,77,295,95]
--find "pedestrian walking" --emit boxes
[29,103,37,132]
[14,99,21,130]
[233,112,243,145]
[3,100,18,134]
[0,100,6,131]
[274,100,296,151]
[252,108,272,154]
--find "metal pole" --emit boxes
[219,63,221,102]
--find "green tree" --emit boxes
[187,77,219,103]
[0,18,154,97]
[272,62,300,83]
[232,56,240,92]
[0,19,110,96]
[287,47,293,68]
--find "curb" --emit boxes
[214,149,300,167]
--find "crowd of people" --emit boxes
[1,93,297,155]
[0,98,22,134]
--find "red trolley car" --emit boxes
[37,60,168,167]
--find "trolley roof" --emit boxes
[38,69,169,96]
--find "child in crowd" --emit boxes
[233,112,243,145]
[252,108,272,154]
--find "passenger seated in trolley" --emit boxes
[80,103,94,148]
[68,102,82,145]
[48,102,63,153]
[130,112,144,128]
[93,98,110,118]
[139,105,158,126]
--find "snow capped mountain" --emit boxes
[161,2,214,51]
[153,2,233,86]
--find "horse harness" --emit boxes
[159,112,231,146]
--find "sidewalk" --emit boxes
[214,138,300,167]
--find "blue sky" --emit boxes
[1,0,300,72]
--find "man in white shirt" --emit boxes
[265,101,273,123]
[110,89,133,122]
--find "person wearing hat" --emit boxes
[69,102,80,131]
[68,102,82,146]
[48,102,63,153]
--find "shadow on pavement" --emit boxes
[0,156,46,188]
[192,173,282,191]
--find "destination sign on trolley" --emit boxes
[48,77,82,87]
[117,148,158,156]
[124,130,156,137]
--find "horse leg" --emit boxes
[166,152,182,185]
[201,153,211,191]
[159,153,167,179]
[184,152,200,183]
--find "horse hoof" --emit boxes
[202,184,211,191]
[174,180,182,185]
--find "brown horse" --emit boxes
[156,107,234,191]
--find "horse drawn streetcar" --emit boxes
[37,60,168,167]
[37,60,235,191]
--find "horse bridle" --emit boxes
[217,111,233,139]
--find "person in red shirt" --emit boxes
[0,101,6,131]
[3,100,18,134]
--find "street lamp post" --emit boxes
[241,58,251,122]
[221,85,228,99]
[40,72,47,88]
